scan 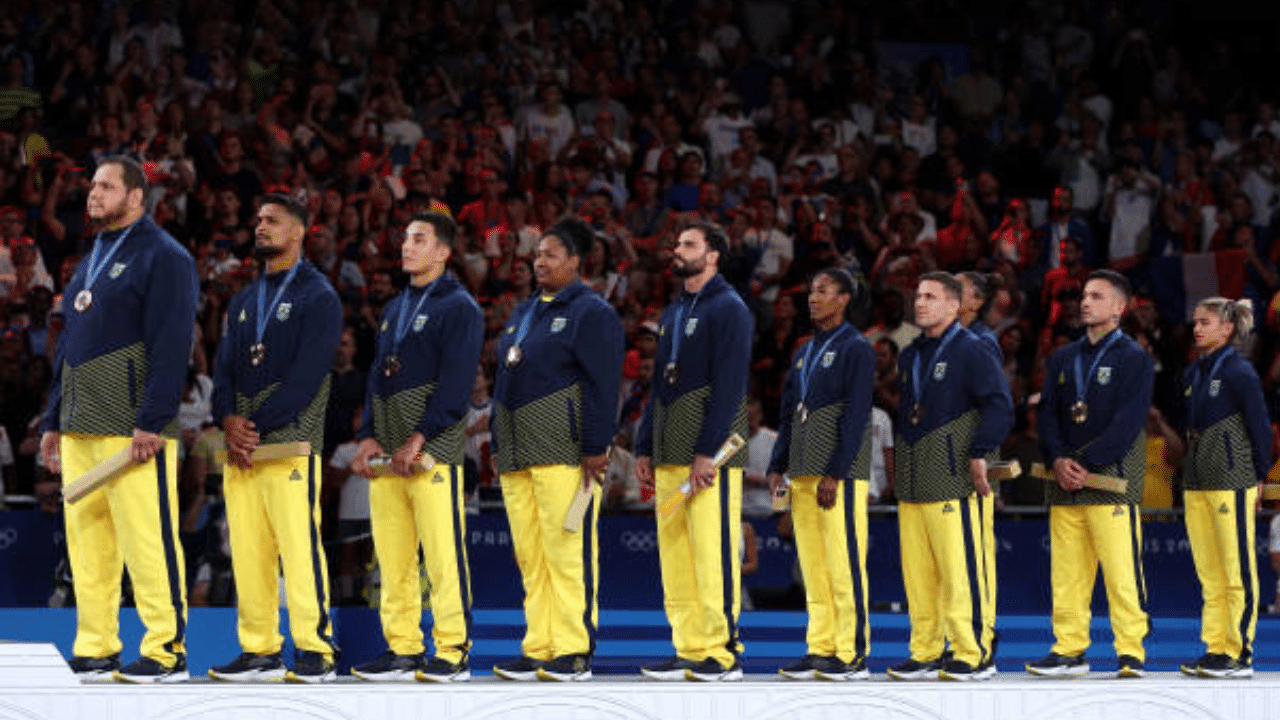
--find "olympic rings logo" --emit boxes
[619,530,657,553]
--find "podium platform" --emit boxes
[0,673,1275,720]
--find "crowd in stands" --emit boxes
[1,0,1280,606]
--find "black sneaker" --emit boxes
[209,652,287,682]
[1198,654,1253,679]
[69,654,120,682]
[778,654,822,680]
[416,656,470,683]
[887,657,944,680]
[286,650,336,684]
[1026,652,1089,677]
[939,659,986,682]
[813,656,870,681]
[536,654,592,682]
[1180,653,1214,677]
[115,656,189,684]
[352,651,424,682]
[684,657,743,682]
[640,656,697,681]
[493,655,542,681]
[1116,655,1145,679]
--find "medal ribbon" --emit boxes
[798,324,849,405]
[1072,328,1122,406]
[390,279,438,356]
[668,289,705,369]
[255,260,301,347]
[83,222,136,294]
[910,321,962,408]
[511,293,554,352]
[1186,346,1234,431]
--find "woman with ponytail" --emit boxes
[1179,297,1270,679]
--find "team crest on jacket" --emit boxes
[933,362,947,380]
[109,262,126,278]
[1209,379,1221,397]
[685,318,698,336]
[413,314,428,332]
[277,303,292,321]
[822,351,835,368]
[238,309,246,323]
[1097,367,1112,385]
[551,317,567,333]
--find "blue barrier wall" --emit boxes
[1,510,1274,616]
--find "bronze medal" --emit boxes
[506,345,523,368]
[249,342,266,367]
[1070,401,1088,424]
[383,354,402,377]
[74,289,93,312]
[664,362,678,385]
[797,402,809,424]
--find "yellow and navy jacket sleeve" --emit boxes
[211,261,342,441]
[1041,335,1152,469]
[829,336,876,476]
[697,280,753,457]
[963,335,1013,457]
[1233,357,1273,481]
[570,294,625,455]
[43,215,198,436]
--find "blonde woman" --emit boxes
[1178,298,1270,679]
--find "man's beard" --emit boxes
[253,244,286,261]
[90,202,129,228]
[670,255,705,278]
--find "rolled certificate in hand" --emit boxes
[1030,462,1128,494]
[366,453,436,477]
[657,433,747,521]
[987,459,1022,481]
[63,447,135,504]
[215,441,313,465]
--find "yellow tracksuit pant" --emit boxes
[369,463,471,663]
[655,464,743,667]
[1185,488,1258,662]
[223,454,335,659]
[791,476,870,663]
[500,464,601,659]
[62,434,186,665]
[1049,503,1148,660]
[898,494,995,667]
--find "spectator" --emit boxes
[743,396,778,518]
[1103,156,1160,266]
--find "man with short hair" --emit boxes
[637,221,754,682]
[888,272,1012,682]
[350,211,484,683]
[1028,269,1153,679]
[209,193,343,683]
[40,155,199,683]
